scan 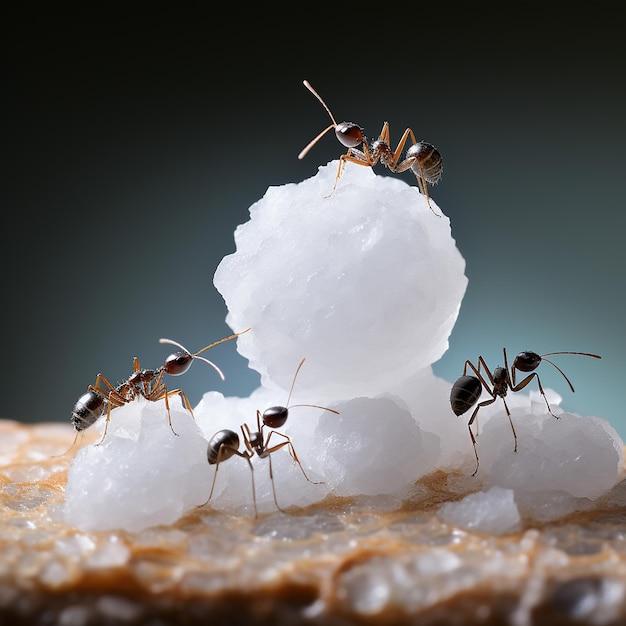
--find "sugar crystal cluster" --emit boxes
[64,161,623,531]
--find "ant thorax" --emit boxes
[371,139,392,164]
[493,367,509,396]
[248,430,263,450]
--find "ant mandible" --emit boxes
[298,80,443,215]
[202,358,339,517]
[66,329,249,452]
[450,349,601,476]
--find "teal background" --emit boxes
[3,8,626,433]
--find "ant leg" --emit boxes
[390,127,418,168]
[159,387,180,436]
[415,167,440,216]
[477,357,496,385]
[265,431,323,485]
[463,360,496,397]
[268,453,285,514]
[132,357,141,373]
[201,445,229,507]
[511,374,558,419]
[256,410,262,433]
[328,151,374,197]
[96,396,117,446]
[241,424,254,455]
[467,398,496,476]
[162,388,194,419]
[378,121,390,144]
[502,397,518,452]
[236,451,257,518]
[92,374,126,405]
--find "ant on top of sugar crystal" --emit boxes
[298,79,443,215]
[450,349,601,476]
[202,358,339,517]
[66,330,249,453]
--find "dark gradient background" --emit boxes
[4,8,626,434]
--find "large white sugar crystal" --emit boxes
[65,398,211,532]
[194,388,328,513]
[439,487,520,534]
[311,396,440,496]
[477,403,623,500]
[214,161,467,401]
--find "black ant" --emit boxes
[66,330,249,453]
[202,358,339,517]
[298,80,443,214]
[450,349,601,476]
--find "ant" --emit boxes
[298,79,443,215]
[202,358,339,517]
[66,330,248,453]
[450,349,601,476]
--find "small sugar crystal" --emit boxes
[439,487,521,535]
[312,396,439,496]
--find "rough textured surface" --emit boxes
[214,161,467,402]
[4,420,626,626]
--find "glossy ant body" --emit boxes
[450,349,601,475]
[298,80,443,214]
[67,330,248,451]
[203,358,338,516]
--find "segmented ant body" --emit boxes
[203,358,339,516]
[450,349,601,475]
[68,331,247,450]
[298,80,443,214]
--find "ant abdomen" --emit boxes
[406,142,443,184]
[71,391,105,432]
[207,429,240,465]
[262,406,289,429]
[450,375,483,417]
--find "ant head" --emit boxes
[335,122,365,148]
[159,330,250,380]
[513,351,542,373]
[164,351,193,376]
[262,406,289,429]
[298,80,365,159]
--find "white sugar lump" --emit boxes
[214,161,467,402]
[64,398,210,532]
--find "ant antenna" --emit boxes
[298,124,335,160]
[541,357,576,393]
[286,358,306,407]
[284,358,340,415]
[289,404,340,415]
[159,337,224,380]
[538,352,600,394]
[159,328,251,381]
[194,328,251,355]
[303,80,337,126]
[298,80,338,160]
[541,351,601,359]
